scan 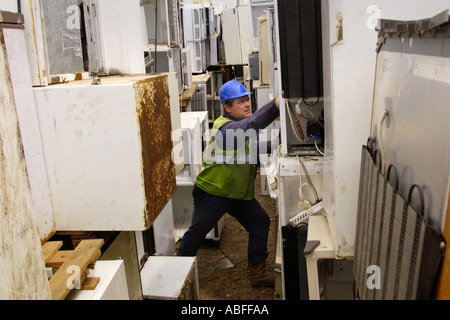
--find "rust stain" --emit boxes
[135,75,176,229]
[40,226,56,245]
[28,0,43,85]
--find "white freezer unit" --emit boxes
[20,0,85,86]
[149,45,183,94]
[20,0,145,86]
[140,256,200,300]
[193,72,215,98]
[249,0,274,51]
[319,0,450,258]
[83,0,146,76]
[172,185,224,242]
[371,9,450,232]
[142,0,182,47]
[190,82,207,112]
[33,75,176,231]
[185,39,207,74]
[176,116,203,185]
[182,4,207,42]
[180,111,209,150]
[135,199,177,266]
[222,6,252,65]
[182,47,193,89]
[253,81,272,109]
[71,260,129,300]
[275,155,323,299]
[221,8,241,65]
[258,15,270,86]
[174,111,223,240]
[208,36,219,66]
[277,156,324,227]
[192,72,215,119]
[319,0,379,259]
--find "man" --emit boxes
[177,80,280,288]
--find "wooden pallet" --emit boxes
[42,239,104,300]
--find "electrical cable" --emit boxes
[297,157,319,203]
[296,100,325,128]
[303,97,320,107]
[286,101,305,142]
[296,157,312,202]
[301,115,324,129]
[300,160,319,203]
[314,138,324,156]
[301,107,315,118]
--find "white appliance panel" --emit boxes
[222,8,242,64]
[2,23,55,242]
[94,0,146,75]
[183,4,207,42]
[185,40,207,73]
[33,75,175,231]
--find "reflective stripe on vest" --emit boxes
[203,116,257,165]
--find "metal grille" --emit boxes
[354,146,445,300]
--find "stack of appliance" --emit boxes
[12,0,196,299]
[142,0,184,94]
[277,0,325,156]
[204,4,219,67]
[21,0,146,86]
[221,6,252,65]
[182,4,207,74]
[172,112,224,241]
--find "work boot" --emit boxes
[248,262,275,288]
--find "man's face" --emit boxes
[226,96,251,119]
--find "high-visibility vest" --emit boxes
[195,115,255,200]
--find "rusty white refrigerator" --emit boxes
[33,75,176,231]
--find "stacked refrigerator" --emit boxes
[21,0,146,86]
[33,75,176,231]
[183,4,208,73]
[172,112,224,241]
[221,6,253,65]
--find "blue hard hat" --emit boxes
[219,80,251,103]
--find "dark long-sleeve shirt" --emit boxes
[217,98,279,154]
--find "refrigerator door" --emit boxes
[182,4,207,42]
[33,75,176,231]
[93,0,146,75]
[237,6,252,65]
[176,116,202,184]
[222,8,242,65]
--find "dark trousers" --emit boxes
[177,185,271,264]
